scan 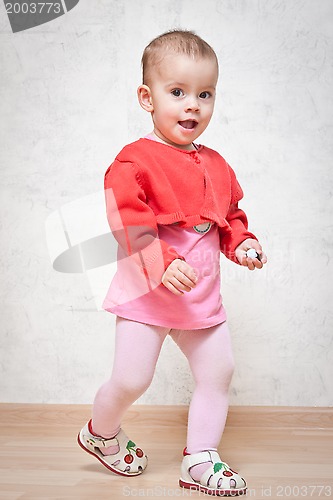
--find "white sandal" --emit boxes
[77,420,148,476]
[179,449,247,496]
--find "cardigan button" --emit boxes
[192,154,200,164]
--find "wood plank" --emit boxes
[0,404,332,499]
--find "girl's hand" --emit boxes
[162,259,198,296]
[235,238,267,270]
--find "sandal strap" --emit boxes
[184,450,220,469]
[90,436,119,449]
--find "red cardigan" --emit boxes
[104,138,257,284]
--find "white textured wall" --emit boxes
[1,0,332,406]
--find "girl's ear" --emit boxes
[137,85,154,112]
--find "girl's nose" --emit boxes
[185,96,199,112]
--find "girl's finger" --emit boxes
[163,280,184,295]
[170,277,192,292]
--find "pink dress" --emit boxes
[103,221,226,330]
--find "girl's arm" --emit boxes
[104,160,183,287]
[219,165,263,266]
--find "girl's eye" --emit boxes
[199,91,211,99]
[171,89,184,97]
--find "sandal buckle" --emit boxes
[99,437,118,448]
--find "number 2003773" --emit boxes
[5,3,62,14]
[274,485,332,497]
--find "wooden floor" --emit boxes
[0,405,332,499]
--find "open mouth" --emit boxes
[178,120,198,130]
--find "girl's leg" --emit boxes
[92,317,169,441]
[170,322,235,479]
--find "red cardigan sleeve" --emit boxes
[104,160,183,287]
[219,165,257,264]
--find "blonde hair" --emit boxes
[141,29,218,85]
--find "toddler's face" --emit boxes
[146,54,218,150]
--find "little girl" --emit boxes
[78,30,267,496]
